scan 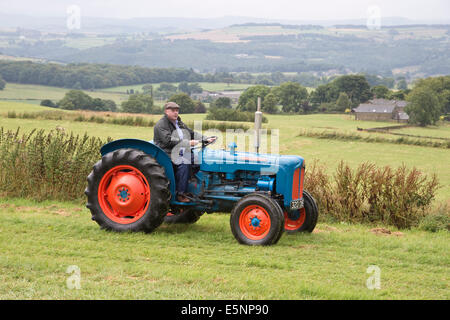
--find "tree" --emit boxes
[211,97,232,109]
[273,82,308,113]
[333,75,372,107]
[102,99,117,112]
[58,90,94,110]
[412,76,450,114]
[310,84,338,107]
[371,85,390,99]
[121,93,154,114]
[397,79,408,90]
[159,83,177,92]
[262,92,279,114]
[40,99,57,108]
[405,87,441,126]
[121,99,145,114]
[178,82,190,94]
[168,93,196,114]
[335,92,351,112]
[188,83,203,94]
[194,101,207,113]
[237,85,271,112]
[0,75,5,90]
[142,84,153,96]
[386,90,408,101]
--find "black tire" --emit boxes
[284,190,319,234]
[164,208,202,224]
[230,193,285,246]
[85,148,170,233]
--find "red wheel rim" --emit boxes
[98,165,150,224]
[239,205,271,240]
[284,208,306,231]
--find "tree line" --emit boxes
[40,74,449,127]
[0,61,203,90]
[234,74,449,127]
[0,60,405,91]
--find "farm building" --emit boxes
[191,90,242,104]
[352,99,409,123]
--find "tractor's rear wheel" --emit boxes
[85,148,170,233]
[284,190,318,233]
[164,208,203,224]
[230,194,284,246]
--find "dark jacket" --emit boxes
[153,114,204,156]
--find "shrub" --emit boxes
[418,204,450,232]
[40,99,58,108]
[305,160,440,229]
[168,93,196,113]
[0,127,110,201]
[206,107,268,123]
[58,90,116,111]
[194,101,207,113]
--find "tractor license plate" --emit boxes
[290,199,304,210]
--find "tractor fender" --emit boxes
[100,139,176,199]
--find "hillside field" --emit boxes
[0,100,448,300]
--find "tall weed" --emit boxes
[0,127,110,201]
[305,160,440,229]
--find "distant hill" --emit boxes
[0,20,448,78]
[0,12,449,33]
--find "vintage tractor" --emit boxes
[85,136,318,246]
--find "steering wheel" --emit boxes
[191,136,218,150]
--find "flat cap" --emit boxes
[164,102,180,109]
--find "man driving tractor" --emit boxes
[153,101,216,202]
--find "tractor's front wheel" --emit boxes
[230,194,284,246]
[85,148,170,233]
[284,190,318,233]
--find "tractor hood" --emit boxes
[200,148,304,208]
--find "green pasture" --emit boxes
[393,125,450,139]
[0,83,129,105]
[0,101,448,300]
[64,37,116,50]
[98,82,253,94]
[0,198,448,299]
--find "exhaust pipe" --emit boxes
[254,96,262,153]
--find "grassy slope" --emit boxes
[98,82,254,94]
[0,198,448,300]
[0,101,448,300]
[0,83,129,105]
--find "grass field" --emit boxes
[0,82,253,109]
[0,101,449,300]
[0,198,448,300]
[98,82,253,94]
[164,25,450,44]
[0,83,130,105]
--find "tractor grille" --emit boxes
[291,166,305,200]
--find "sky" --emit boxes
[0,0,449,21]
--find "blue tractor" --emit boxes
[85,137,318,245]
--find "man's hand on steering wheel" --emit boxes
[190,136,217,149]
[205,136,217,144]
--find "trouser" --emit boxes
[174,152,196,195]
[175,163,190,194]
